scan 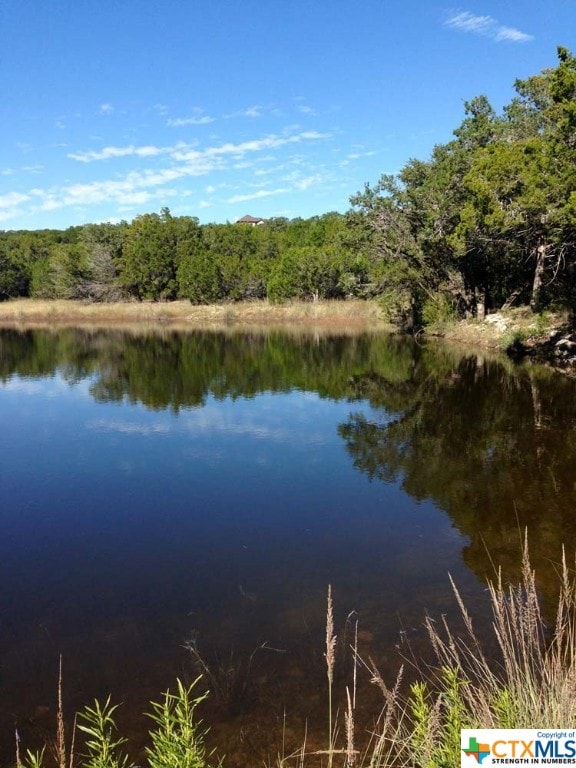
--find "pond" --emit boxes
[1,327,576,766]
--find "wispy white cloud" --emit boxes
[244,106,263,118]
[293,174,325,191]
[224,167,328,204]
[0,191,30,208]
[346,149,376,160]
[227,188,288,204]
[253,168,277,177]
[86,402,329,446]
[68,144,176,162]
[68,131,328,166]
[0,209,25,222]
[446,11,492,34]
[88,418,171,435]
[168,104,281,125]
[444,11,533,43]
[167,115,216,127]
[1,375,81,397]
[0,129,331,222]
[1,165,44,177]
[495,26,533,43]
[99,103,114,114]
[225,105,266,119]
[116,191,154,207]
[297,105,316,116]
[178,401,328,444]
[171,131,328,162]
[1,378,47,394]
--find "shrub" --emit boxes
[421,292,457,328]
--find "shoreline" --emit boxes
[1,299,574,369]
[0,298,391,334]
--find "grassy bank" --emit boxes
[1,299,573,356]
[427,306,576,367]
[0,298,390,334]
[12,537,576,768]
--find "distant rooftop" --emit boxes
[236,214,266,225]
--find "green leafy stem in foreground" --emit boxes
[16,677,218,768]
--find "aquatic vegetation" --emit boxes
[278,534,576,768]
[182,631,286,715]
[15,678,218,768]
[77,698,128,768]
[13,534,576,768]
[146,678,218,768]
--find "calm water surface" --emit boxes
[1,328,576,765]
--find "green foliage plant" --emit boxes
[146,677,218,768]
[77,697,132,768]
[501,326,532,354]
[119,210,179,301]
[178,251,224,304]
[407,668,469,768]
[17,747,46,768]
[421,292,457,329]
[14,677,217,768]
[0,250,29,300]
[377,286,415,327]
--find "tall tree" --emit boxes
[454,47,576,311]
[352,48,576,321]
[177,221,224,304]
[80,221,128,301]
[119,209,178,300]
[0,249,28,299]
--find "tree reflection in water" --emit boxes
[340,348,576,608]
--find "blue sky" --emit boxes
[1,0,574,231]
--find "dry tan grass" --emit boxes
[0,298,390,335]
[279,534,576,768]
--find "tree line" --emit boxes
[0,209,372,305]
[1,47,575,325]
